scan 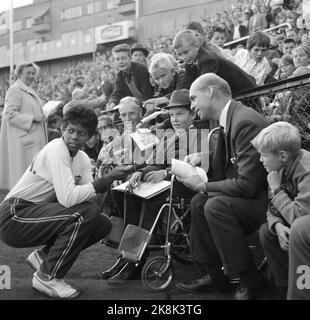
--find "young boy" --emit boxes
[252,122,310,299]
[233,31,272,85]
[0,101,132,299]
[107,44,153,110]
[172,29,256,95]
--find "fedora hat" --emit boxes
[165,89,191,109]
[131,43,149,57]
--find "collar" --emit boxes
[15,79,38,97]
[219,100,231,132]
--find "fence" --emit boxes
[234,73,310,150]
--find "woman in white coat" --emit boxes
[0,62,48,190]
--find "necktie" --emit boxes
[211,126,226,180]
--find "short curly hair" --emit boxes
[62,101,98,137]
[15,61,40,77]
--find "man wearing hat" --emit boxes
[102,89,205,285]
[131,43,149,66]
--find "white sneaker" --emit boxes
[32,271,80,299]
[26,250,43,271]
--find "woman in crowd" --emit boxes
[0,62,48,190]
[291,45,310,75]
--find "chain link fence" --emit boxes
[234,74,310,151]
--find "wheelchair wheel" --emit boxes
[141,256,174,292]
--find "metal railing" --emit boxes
[224,23,290,48]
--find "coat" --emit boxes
[0,79,48,190]
[109,62,154,105]
[177,47,256,95]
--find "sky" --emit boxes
[0,0,33,14]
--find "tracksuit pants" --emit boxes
[0,197,111,279]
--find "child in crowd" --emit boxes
[252,122,310,299]
[291,45,310,75]
[277,54,296,80]
[233,31,272,85]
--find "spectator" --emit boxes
[104,89,198,284]
[47,111,62,142]
[233,31,272,85]
[131,43,149,66]
[285,28,299,43]
[282,38,296,55]
[232,16,249,40]
[101,72,114,102]
[209,27,227,48]
[0,62,48,190]
[255,122,310,300]
[108,44,153,110]
[277,54,296,79]
[72,88,85,100]
[292,45,310,71]
[173,30,256,96]
[158,40,171,54]
[144,53,181,112]
[186,21,221,54]
[249,4,268,34]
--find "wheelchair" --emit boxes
[115,175,192,292]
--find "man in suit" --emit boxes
[173,30,256,95]
[232,16,249,40]
[175,73,269,300]
[107,44,154,110]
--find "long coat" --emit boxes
[0,79,48,190]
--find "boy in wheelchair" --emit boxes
[102,89,206,285]
[253,122,310,299]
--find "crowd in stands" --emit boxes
[1,0,310,301]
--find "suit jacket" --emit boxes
[207,100,268,198]
[109,62,154,105]
[177,47,256,95]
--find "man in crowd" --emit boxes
[176,73,269,300]
[131,43,149,66]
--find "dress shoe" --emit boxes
[102,257,127,279]
[234,282,267,300]
[107,261,139,286]
[176,274,231,293]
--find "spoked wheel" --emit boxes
[159,207,193,265]
[141,255,174,292]
[170,225,192,264]
[169,212,192,264]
